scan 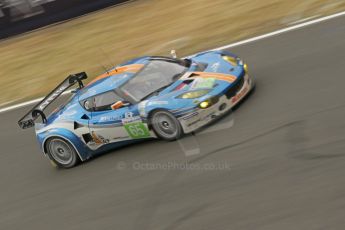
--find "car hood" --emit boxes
[157,50,244,96]
[143,51,245,113]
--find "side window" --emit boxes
[82,91,123,112]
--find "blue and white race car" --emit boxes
[18,50,254,168]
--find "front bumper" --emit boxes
[178,74,254,133]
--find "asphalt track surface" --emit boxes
[1,15,345,230]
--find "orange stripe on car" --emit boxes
[87,64,144,86]
[186,72,237,83]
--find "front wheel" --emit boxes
[150,110,183,141]
[46,137,80,169]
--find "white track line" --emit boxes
[212,10,345,50]
[1,10,345,114]
[0,90,72,113]
[0,97,44,113]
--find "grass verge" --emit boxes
[0,0,344,106]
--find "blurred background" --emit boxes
[0,0,129,38]
[0,0,344,107]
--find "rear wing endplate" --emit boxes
[18,72,87,129]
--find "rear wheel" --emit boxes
[150,110,183,141]
[46,137,79,169]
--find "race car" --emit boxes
[18,50,254,168]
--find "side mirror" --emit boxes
[84,100,92,111]
[111,101,130,110]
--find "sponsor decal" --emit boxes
[190,78,215,89]
[210,62,220,72]
[39,86,67,110]
[187,118,201,127]
[204,111,216,120]
[123,122,150,139]
[147,101,169,106]
[99,115,123,122]
[122,115,150,139]
[112,136,130,141]
[122,115,141,124]
[182,112,199,120]
[124,112,135,119]
[186,111,216,127]
[231,84,249,104]
[138,100,148,117]
[91,131,109,145]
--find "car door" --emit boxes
[86,90,151,149]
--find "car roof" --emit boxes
[78,56,150,100]
[77,56,183,101]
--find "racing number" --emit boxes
[124,122,150,139]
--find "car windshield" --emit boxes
[120,60,188,101]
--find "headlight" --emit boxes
[198,96,219,109]
[222,55,248,74]
[199,101,210,109]
[244,63,248,73]
[178,89,210,99]
[222,55,238,66]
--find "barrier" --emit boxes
[0,0,131,38]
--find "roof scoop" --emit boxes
[170,50,177,58]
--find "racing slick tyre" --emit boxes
[150,110,183,141]
[46,137,80,169]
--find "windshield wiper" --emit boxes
[172,72,184,81]
[141,82,174,101]
[140,69,187,101]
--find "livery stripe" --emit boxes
[87,64,144,86]
[183,71,237,83]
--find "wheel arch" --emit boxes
[39,128,92,161]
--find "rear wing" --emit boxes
[18,72,87,129]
